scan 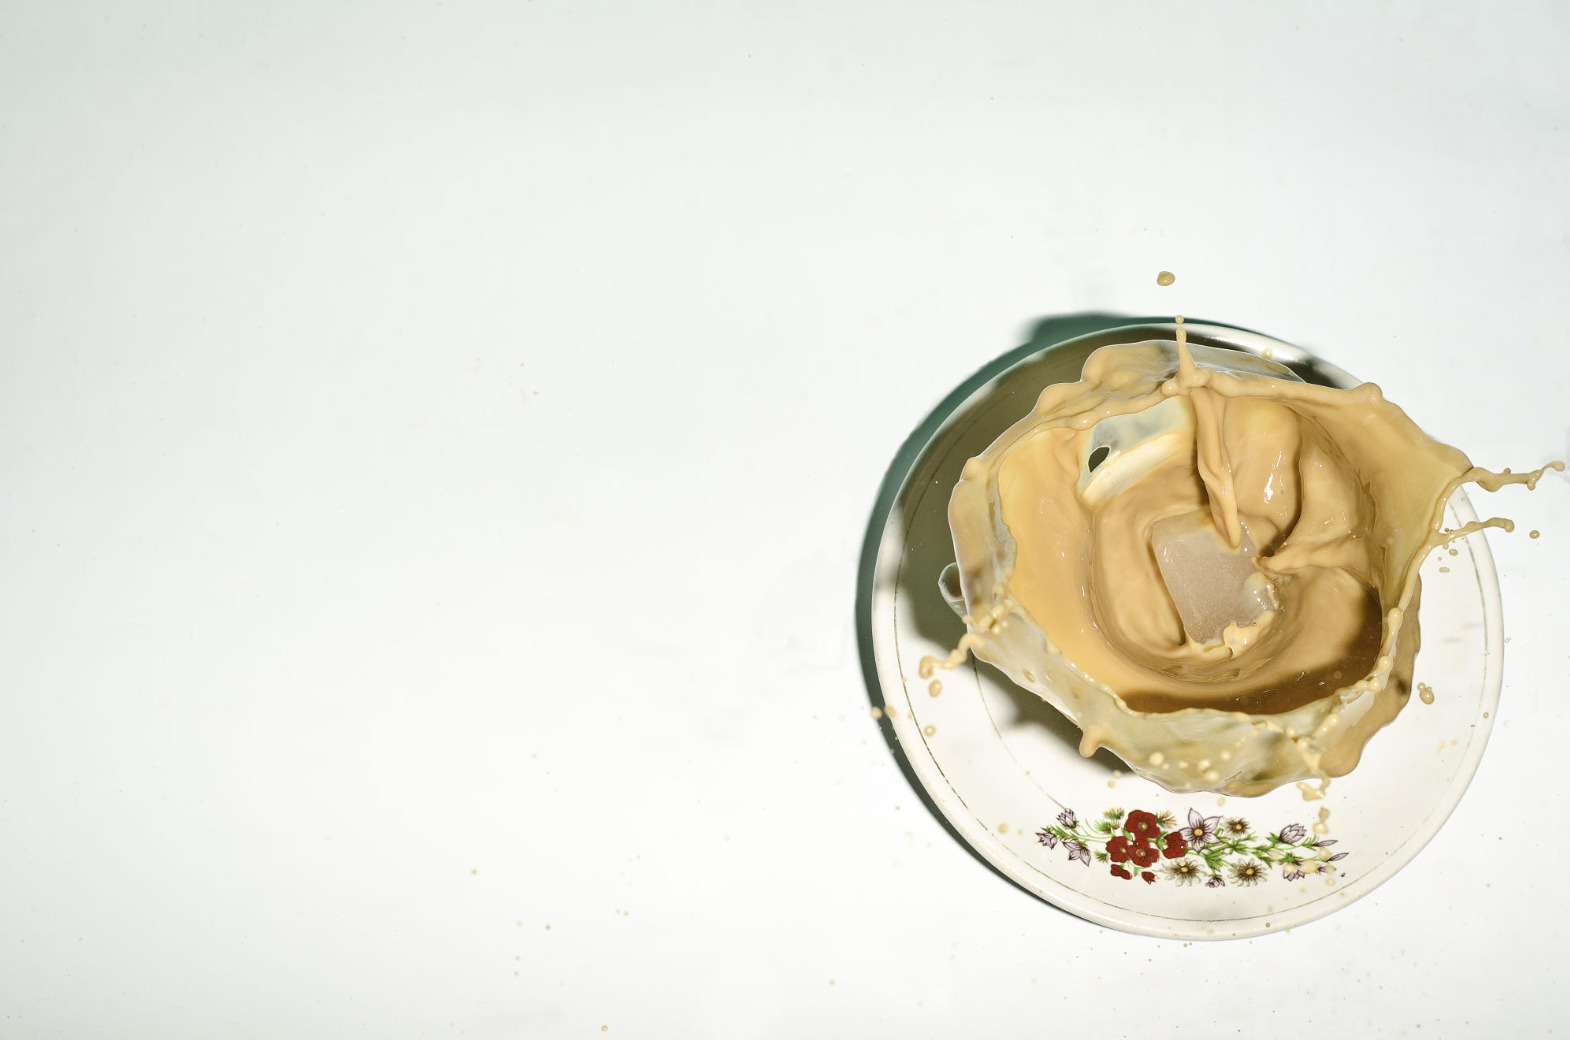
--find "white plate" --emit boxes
[860,320,1503,940]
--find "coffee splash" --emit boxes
[928,333,1561,796]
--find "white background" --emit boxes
[2,2,1568,1037]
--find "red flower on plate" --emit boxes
[1126,810,1160,841]
[1107,836,1132,863]
[1162,832,1188,859]
[1141,871,1156,884]
[1111,865,1132,880]
[1128,842,1159,869]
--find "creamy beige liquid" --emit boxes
[936,335,1561,796]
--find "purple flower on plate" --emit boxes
[1036,830,1058,849]
[1063,839,1091,866]
[1282,863,1306,881]
[1315,838,1338,848]
[1205,875,1225,888]
[1327,852,1347,862]
[1279,823,1307,844]
[1058,809,1077,828]
[1181,808,1222,848]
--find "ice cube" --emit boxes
[1150,514,1274,644]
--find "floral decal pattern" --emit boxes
[1036,807,1347,887]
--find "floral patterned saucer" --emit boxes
[860,321,1503,939]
